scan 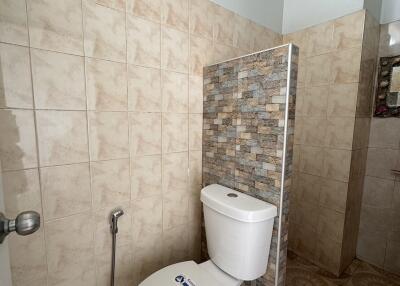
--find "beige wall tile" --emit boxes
[9,229,47,286]
[0,0,28,46]
[292,145,300,171]
[253,24,281,51]
[190,35,213,75]
[36,110,88,166]
[162,224,189,265]
[161,26,189,73]
[86,58,127,111]
[127,0,161,22]
[189,150,201,193]
[325,117,355,149]
[319,179,348,213]
[128,65,161,112]
[315,237,342,275]
[294,88,305,116]
[369,118,400,149]
[187,218,201,261]
[327,83,358,117]
[45,212,96,286]
[189,114,202,151]
[31,49,86,110]
[96,0,125,11]
[163,190,189,230]
[384,240,400,274]
[233,15,253,52]
[356,229,386,267]
[84,1,126,62]
[303,86,328,116]
[162,152,188,194]
[349,148,368,179]
[352,117,370,149]
[306,22,334,56]
[212,43,239,63]
[132,237,163,283]
[189,0,213,39]
[366,148,398,180]
[359,205,392,234]
[131,155,162,199]
[317,208,345,243]
[293,201,320,230]
[323,148,352,182]
[362,176,394,208]
[162,71,188,113]
[330,47,362,84]
[162,0,188,32]
[41,163,91,221]
[162,113,188,153]
[95,244,133,286]
[189,75,203,113]
[295,172,321,205]
[290,224,317,262]
[0,109,38,171]
[132,195,162,248]
[333,11,364,50]
[299,145,324,176]
[27,0,83,55]
[91,159,130,209]
[0,43,33,109]
[213,4,234,46]
[293,117,303,145]
[283,29,309,59]
[296,59,307,88]
[2,169,41,217]
[129,112,161,156]
[127,15,160,68]
[88,111,129,160]
[305,54,332,87]
[300,117,326,146]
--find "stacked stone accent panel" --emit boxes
[203,45,298,286]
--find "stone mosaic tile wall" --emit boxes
[202,44,298,286]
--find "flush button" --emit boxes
[227,193,238,198]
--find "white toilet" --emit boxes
[140,184,277,286]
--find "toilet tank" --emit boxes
[200,184,277,281]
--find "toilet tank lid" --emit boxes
[200,184,277,223]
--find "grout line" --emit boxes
[23,0,50,284]
[159,3,165,254]
[79,1,98,281]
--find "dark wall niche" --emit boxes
[375,55,400,117]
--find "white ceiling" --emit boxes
[212,0,400,34]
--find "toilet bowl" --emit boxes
[140,184,277,286]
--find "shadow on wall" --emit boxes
[0,52,29,187]
[0,47,44,286]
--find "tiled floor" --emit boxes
[286,251,400,286]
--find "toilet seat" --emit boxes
[139,261,242,286]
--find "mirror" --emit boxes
[375,56,400,117]
[390,66,400,92]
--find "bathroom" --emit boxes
[0,0,399,285]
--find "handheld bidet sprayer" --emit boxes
[110,208,124,286]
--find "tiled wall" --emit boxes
[0,0,281,285]
[203,45,298,286]
[357,20,400,275]
[283,10,379,275]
